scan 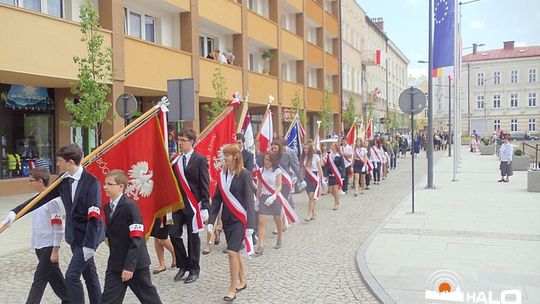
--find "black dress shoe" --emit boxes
[173,268,186,282]
[184,272,199,284]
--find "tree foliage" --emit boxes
[343,95,357,126]
[65,0,113,146]
[320,89,332,133]
[203,65,228,122]
[291,90,306,125]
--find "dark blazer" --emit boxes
[13,169,104,249]
[209,169,256,229]
[325,153,346,178]
[104,195,150,272]
[176,151,210,216]
[241,149,254,172]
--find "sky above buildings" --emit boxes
[356,0,540,79]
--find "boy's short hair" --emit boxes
[56,144,83,165]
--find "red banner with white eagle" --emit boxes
[194,107,237,197]
[85,115,183,238]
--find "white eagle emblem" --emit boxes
[213,146,227,172]
[126,161,154,200]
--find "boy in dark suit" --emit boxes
[101,170,161,304]
[1,144,104,304]
[170,128,210,284]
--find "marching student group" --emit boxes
[0,127,399,304]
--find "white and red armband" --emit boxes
[129,224,144,238]
[87,206,101,220]
[50,213,63,225]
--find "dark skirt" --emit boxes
[258,194,282,216]
[328,176,340,186]
[150,217,169,240]
[500,161,513,176]
[304,171,318,193]
[353,160,365,174]
[223,221,245,252]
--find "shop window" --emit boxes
[0,84,55,179]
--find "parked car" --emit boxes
[510,133,539,141]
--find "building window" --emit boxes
[144,16,155,43]
[3,0,63,17]
[511,119,518,132]
[494,119,501,131]
[493,71,500,85]
[510,94,518,108]
[199,35,216,58]
[477,72,484,86]
[529,69,537,83]
[248,53,255,71]
[511,70,519,84]
[22,0,41,12]
[476,96,484,109]
[124,8,157,43]
[529,93,537,107]
[493,95,501,108]
[529,118,536,132]
[128,11,142,38]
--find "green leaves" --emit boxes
[65,0,113,143]
[320,89,332,133]
[343,95,357,126]
[203,65,229,122]
[291,90,306,125]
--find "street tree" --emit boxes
[343,95,357,127]
[320,89,332,134]
[203,65,228,122]
[291,90,306,125]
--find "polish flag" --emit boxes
[346,119,357,146]
[258,109,273,153]
[365,119,373,141]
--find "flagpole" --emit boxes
[255,95,274,141]
[1,97,169,234]
[197,106,235,145]
[284,114,299,139]
[236,93,250,133]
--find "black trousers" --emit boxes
[101,267,161,304]
[26,246,69,304]
[66,245,102,304]
[372,162,381,182]
[169,211,201,274]
[343,166,351,192]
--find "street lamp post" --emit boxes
[427,0,434,189]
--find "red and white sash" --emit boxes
[326,154,343,190]
[304,167,321,199]
[355,148,372,173]
[371,147,382,163]
[257,170,299,223]
[218,172,254,255]
[172,155,203,233]
[279,166,293,189]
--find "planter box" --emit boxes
[528,170,540,192]
[462,138,471,145]
[479,145,495,155]
[513,156,531,171]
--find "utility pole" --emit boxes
[427,0,434,188]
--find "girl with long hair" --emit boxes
[326,142,345,210]
[352,138,369,196]
[300,142,323,221]
[208,144,256,302]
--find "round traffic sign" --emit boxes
[115,93,138,120]
[398,87,426,116]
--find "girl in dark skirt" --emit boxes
[326,142,345,210]
[352,138,368,196]
[301,142,324,221]
[150,216,176,274]
[256,152,283,254]
[208,144,256,302]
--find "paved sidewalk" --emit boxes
[358,147,540,304]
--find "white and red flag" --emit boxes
[194,107,237,197]
[85,114,183,238]
[346,119,357,146]
[241,112,255,153]
[258,108,273,153]
[365,119,373,141]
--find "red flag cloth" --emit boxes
[365,120,372,141]
[346,120,357,146]
[258,109,273,153]
[86,115,182,237]
[194,108,236,197]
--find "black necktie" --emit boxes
[66,177,74,185]
[182,155,187,170]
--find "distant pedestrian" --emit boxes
[498,136,513,182]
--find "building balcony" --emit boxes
[199,58,243,99]
[248,71,278,105]
[325,53,339,75]
[306,87,323,111]
[124,37,192,95]
[307,43,324,68]
[282,81,304,108]
[281,29,304,60]
[285,0,303,12]
[306,0,323,26]
[164,0,190,11]
[0,4,112,87]
[247,11,278,48]
[324,11,339,37]
[198,0,241,33]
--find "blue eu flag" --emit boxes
[433,0,455,77]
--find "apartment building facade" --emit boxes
[0,0,341,195]
[461,41,540,137]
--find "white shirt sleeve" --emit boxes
[49,197,65,247]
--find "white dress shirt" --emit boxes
[499,143,513,162]
[66,165,84,202]
[31,197,65,249]
[342,145,353,167]
[304,154,321,172]
[260,168,282,195]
